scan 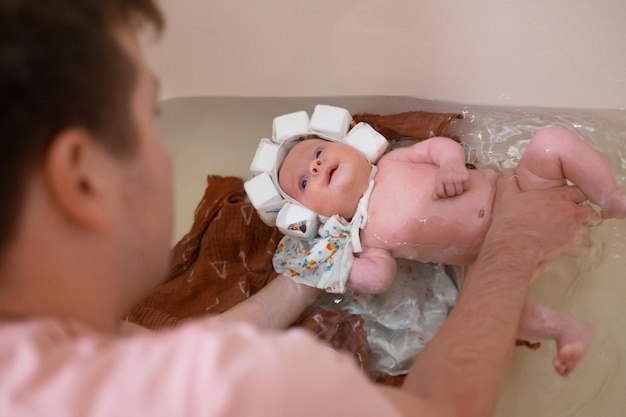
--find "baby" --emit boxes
[278,125,626,377]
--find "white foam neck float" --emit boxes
[244,104,389,242]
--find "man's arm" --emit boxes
[379,169,594,417]
[217,274,322,329]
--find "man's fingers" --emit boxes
[500,168,517,181]
[575,230,593,250]
[500,169,589,207]
[561,226,593,258]
[579,203,602,227]
[495,169,521,196]
[562,185,588,205]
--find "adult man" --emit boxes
[0,1,593,416]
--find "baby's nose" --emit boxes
[310,159,322,174]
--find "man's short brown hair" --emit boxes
[0,0,164,249]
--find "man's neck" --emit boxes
[0,233,127,335]
[0,272,124,334]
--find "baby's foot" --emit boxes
[552,321,594,377]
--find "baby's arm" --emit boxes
[348,246,397,294]
[385,137,470,199]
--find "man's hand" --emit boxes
[488,169,597,269]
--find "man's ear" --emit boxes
[43,128,116,230]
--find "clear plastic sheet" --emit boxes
[303,261,458,377]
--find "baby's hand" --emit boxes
[433,166,470,200]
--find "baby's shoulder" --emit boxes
[379,146,406,161]
[378,148,412,166]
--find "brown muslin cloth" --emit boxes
[353,111,462,142]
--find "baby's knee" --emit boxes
[532,126,580,147]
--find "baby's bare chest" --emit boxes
[360,163,497,262]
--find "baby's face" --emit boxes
[278,138,372,219]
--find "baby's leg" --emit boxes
[515,126,626,218]
[518,299,594,377]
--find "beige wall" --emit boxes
[144,0,626,109]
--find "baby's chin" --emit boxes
[316,204,358,221]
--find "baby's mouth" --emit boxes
[327,167,337,184]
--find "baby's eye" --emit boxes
[300,177,308,190]
[315,150,322,158]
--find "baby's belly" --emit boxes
[362,167,498,265]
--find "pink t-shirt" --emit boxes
[0,317,401,417]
